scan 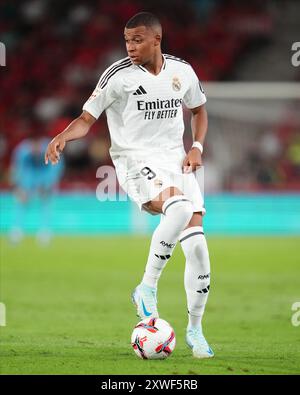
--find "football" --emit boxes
[131,317,176,360]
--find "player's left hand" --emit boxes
[182,147,202,173]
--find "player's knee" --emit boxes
[162,195,193,226]
[177,200,194,225]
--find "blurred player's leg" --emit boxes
[9,189,28,244]
[132,190,194,319]
[180,218,214,358]
[36,190,53,245]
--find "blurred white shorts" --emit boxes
[112,150,205,214]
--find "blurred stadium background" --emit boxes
[0,0,300,375]
[0,0,299,236]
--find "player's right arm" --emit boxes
[45,110,96,165]
[45,57,125,165]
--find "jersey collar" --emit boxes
[137,54,166,75]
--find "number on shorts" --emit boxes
[140,166,156,180]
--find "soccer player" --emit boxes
[45,12,213,358]
[10,134,64,244]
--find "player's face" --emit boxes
[124,26,160,65]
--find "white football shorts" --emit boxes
[112,148,205,214]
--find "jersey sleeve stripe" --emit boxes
[99,57,130,82]
[99,58,132,87]
[99,58,132,88]
[164,54,190,65]
[100,62,132,89]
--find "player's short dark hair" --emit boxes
[125,12,161,30]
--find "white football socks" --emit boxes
[180,226,211,329]
[142,195,193,288]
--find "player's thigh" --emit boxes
[143,186,184,214]
[185,211,203,229]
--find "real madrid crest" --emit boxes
[172,76,181,91]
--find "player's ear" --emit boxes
[154,34,161,46]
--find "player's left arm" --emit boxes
[183,104,208,173]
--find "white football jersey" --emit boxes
[83,54,206,158]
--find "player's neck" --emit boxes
[143,52,163,75]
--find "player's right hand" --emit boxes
[45,136,66,165]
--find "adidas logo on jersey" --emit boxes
[133,86,147,95]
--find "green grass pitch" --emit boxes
[0,235,299,375]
